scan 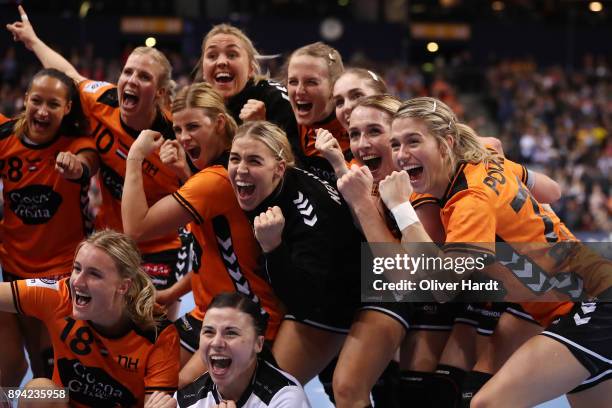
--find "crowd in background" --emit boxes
[1,44,610,232]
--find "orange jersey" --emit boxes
[298,115,348,157]
[0,120,96,278]
[12,278,179,407]
[78,80,181,255]
[437,159,605,324]
[409,157,530,209]
[172,165,283,340]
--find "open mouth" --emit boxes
[295,101,313,113]
[235,180,255,199]
[185,146,202,160]
[31,118,50,132]
[404,164,424,182]
[215,72,234,84]
[122,90,139,109]
[74,291,92,307]
[361,155,382,172]
[209,355,232,376]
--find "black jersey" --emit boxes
[246,167,362,326]
[227,79,300,162]
[176,359,309,408]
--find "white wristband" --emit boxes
[390,201,419,231]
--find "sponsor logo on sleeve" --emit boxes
[83,81,111,94]
[25,279,60,290]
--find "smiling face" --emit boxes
[172,108,227,169]
[347,106,395,183]
[390,117,451,197]
[24,75,71,143]
[228,137,285,211]
[200,307,264,400]
[69,243,130,328]
[287,55,334,126]
[117,53,163,129]
[202,33,253,100]
[333,73,380,131]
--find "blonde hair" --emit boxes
[76,230,159,331]
[233,121,295,167]
[196,24,264,83]
[335,68,388,95]
[129,47,176,108]
[172,82,237,147]
[353,94,401,118]
[282,42,344,87]
[394,97,494,178]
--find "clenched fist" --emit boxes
[254,206,285,253]
[378,171,413,210]
[239,99,266,122]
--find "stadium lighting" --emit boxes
[492,1,505,12]
[427,42,439,53]
[79,1,91,19]
[589,2,603,12]
[145,37,157,47]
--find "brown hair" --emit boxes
[172,82,237,148]
[394,97,494,178]
[353,94,401,118]
[129,46,176,110]
[195,24,265,83]
[335,68,388,95]
[233,121,295,167]
[281,42,344,87]
[76,230,160,331]
[14,68,88,139]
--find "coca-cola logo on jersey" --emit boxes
[58,358,137,407]
[7,185,62,225]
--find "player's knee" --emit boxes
[469,389,495,408]
[19,378,67,408]
[332,369,369,406]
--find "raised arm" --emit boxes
[528,170,562,204]
[6,5,86,83]
[337,165,397,242]
[122,130,193,241]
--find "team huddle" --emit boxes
[0,4,610,408]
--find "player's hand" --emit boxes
[378,170,413,210]
[6,5,39,51]
[254,206,285,253]
[315,128,347,176]
[239,99,266,122]
[337,164,374,206]
[129,130,164,161]
[55,151,84,180]
[160,139,191,180]
[155,287,180,306]
[144,391,176,408]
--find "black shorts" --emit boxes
[542,298,612,393]
[284,282,360,334]
[174,312,202,353]
[284,311,354,335]
[359,302,412,332]
[453,303,504,336]
[453,302,538,336]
